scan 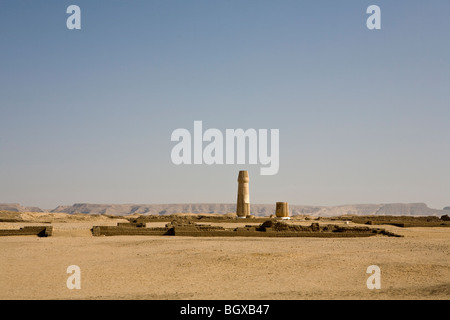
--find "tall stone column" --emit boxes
[236,170,250,218]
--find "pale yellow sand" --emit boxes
[0,217,448,300]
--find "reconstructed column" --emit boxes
[236,171,250,218]
[276,202,289,218]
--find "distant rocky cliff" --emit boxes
[0,203,44,213]
[1,202,447,217]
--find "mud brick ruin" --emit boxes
[92,223,172,236]
[92,219,402,238]
[0,226,52,237]
[349,215,450,228]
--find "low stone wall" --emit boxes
[92,225,172,236]
[350,216,450,228]
[0,226,52,237]
[172,228,378,238]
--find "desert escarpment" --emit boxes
[51,202,447,217]
[1,202,447,217]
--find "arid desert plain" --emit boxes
[0,212,449,300]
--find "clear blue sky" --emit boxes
[1,1,449,210]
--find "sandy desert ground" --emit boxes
[0,215,449,300]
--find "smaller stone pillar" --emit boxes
[275,202,289,218]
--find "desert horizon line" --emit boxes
[1,201,449,211]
